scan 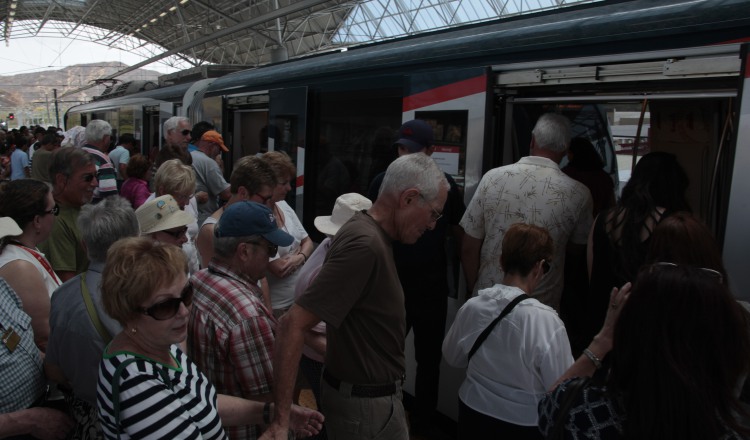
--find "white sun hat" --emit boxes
[314,193,372,236]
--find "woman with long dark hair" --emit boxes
[539,263,750,439]
[583,152,689,345]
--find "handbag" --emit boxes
[468,293,529,360]
[547,376,591,440]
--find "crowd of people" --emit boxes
[0,112,748,440]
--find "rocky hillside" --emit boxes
[0,62,160,125]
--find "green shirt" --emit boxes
[39,205,88,275]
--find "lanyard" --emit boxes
[10,243,62,287]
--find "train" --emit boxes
[65,0,750,422]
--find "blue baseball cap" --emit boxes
[393,119,434,153]
[214,201,294,247]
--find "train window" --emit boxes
[415,110,468,198]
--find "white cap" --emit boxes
[314,193,372,236]
[0,217,23,240]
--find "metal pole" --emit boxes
[53,89,60,128]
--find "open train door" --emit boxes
[269,87,308,216]
[399,67,490,423]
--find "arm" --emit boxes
[263,304,321,438]
[118,163,128,180]
[461,234,483,296]
[0,408,74,440]
[218,396,323,438]
[196,223,215,268]
[0,261,51,352]
[549,283,631,391]
[218,186,232,202]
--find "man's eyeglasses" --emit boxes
[247,240,278,256]
[160,226,188,239]
[181,129,192,136]
[141,282,194,320]
[82,173,96,183]
[418,193,443,222]
[650,261,723,284]
[42,204,59,216]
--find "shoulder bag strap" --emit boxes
[468,293,529,361]
[80,273,112,344]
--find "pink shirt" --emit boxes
[120,177,150,209]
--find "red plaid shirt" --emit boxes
[188,261,276,440]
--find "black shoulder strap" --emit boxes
[468,293,529,361]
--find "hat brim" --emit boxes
[314,215,341,236]
[393,138,426,153]
[0,217,23,239]
[142,209,196,235]
[262,227,294,247]
[218,143,229,152]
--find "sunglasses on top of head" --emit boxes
[140,282,194,320]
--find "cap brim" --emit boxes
[142,209,195,234]
[218,143,229,152]
[0,218,23,239]
[263,227,294,247]
[393,138,425,153]
[314,215,341,236]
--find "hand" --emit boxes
[26,407,74,440]
[259,422,291,440]
[275,255,301,278]
[594,282,632,352]
[289,404,324,438]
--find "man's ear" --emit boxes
[236,186,248,199]
[399,188,420,207]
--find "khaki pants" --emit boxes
[320,377,408,440]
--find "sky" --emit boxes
[0,37,181,77]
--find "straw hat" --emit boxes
[136,195,195,234]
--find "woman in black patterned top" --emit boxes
[539,264,750,439]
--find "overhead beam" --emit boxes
[62,0,332,97]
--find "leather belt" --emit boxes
[323,369,400,398]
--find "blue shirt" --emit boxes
[10,148,29,180]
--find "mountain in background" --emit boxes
[0,62,161,126]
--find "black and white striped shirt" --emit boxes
[97,344,226,439]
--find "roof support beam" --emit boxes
[62,0,333,97]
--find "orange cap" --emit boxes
[201,130,228,152]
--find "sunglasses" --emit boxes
[650,261,723,284]
[159,226,188,239]
[181,129,192,136]
[141,282,194,320]
[247,240,278,256]
[82,173,96,182]
[42,204,59,216]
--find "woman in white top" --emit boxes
[443,223,574,439]
[262,151,314,317]
[0,179,62,351]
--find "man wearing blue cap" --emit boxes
[187,201,293,440]
[266,153,449,440]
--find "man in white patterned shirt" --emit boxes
[460,113,593,311]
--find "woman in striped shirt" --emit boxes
[96,237,323,439]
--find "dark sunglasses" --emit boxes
[541,260,551,274]
[42,204,59,216]
[160,226,188,239]
[247,240,278,256]
[82,173,96,182]
[181,129,192,136]
[141,282,194,320]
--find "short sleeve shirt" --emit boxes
[190,150,230,224]
[38,205,88,275]
[108,146,131,180]
[460,156,592,310]
[296,211,405,384]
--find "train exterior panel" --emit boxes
[64,0,750,423]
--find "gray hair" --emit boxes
[531,113,571,153]
[379,153,448,203]
[49,147,94,183]
[213,234,260,259]
[85,119,112,144]
[77,196,140,263]
[163,116,189,135]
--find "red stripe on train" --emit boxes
[402,75,486,112]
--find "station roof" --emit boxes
[2,0,600,84]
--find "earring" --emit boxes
[131,327,137,334]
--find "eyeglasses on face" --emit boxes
[418,193,443,222]
[42,204,59,216]
[159,226,188,239]
[180,129,192,136]
[81,173,96,183]
[247,240,278,256]
[650,261,724,284]
[141,282,194,320]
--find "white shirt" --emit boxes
[443,284,573,426]
[0,244,61,297]
[267,201,309,311]
[460,156,592,310]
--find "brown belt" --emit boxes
[322,369,401,398]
